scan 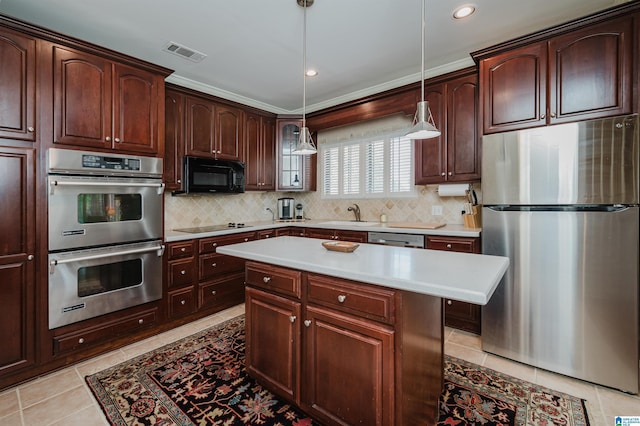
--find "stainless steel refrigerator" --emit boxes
[481,114,639,393]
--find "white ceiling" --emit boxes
[0,0,623,114]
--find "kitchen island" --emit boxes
[218,237,508,425]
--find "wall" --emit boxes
[164,185,480,230]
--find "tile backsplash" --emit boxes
[164,184,481,230]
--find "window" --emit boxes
[321,135,415,199]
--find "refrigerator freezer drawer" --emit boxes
[482,206,639,393]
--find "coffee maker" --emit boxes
[277,197,294,220]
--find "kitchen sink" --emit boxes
[319,220,380,227]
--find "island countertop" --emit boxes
[218,236,509,305]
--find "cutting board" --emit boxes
[388,222,446,230]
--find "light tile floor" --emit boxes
[0,304,638,425]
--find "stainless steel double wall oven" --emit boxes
[47,148,165,329]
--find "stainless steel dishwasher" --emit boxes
[367,231,424,248]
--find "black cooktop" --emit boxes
[174,223,251,233]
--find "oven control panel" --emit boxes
[82,154,141,171]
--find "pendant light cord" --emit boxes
[420,0,425,104]
[302,0,308,129]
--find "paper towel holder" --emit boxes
[437,183,470,197]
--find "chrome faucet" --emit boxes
[347,204,361,222]
[265,207,275,222]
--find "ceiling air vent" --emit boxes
[163,41,207,63]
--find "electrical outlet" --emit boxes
[432,205,443,216]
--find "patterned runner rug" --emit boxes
[86,315,590,425]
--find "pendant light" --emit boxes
[406,0,441,140]
[292,0,317,155]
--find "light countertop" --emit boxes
[217,236,508,305]
[164,220,481,242]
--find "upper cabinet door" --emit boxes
[164,90,185,190]
[185,95,216,158]
[480,42,547,134]
[215,105,243,161]
[0,28,36,143]
[112,64,159,154]
[447,74,480,181]
[548,16,633,124]
[52,45,112,149]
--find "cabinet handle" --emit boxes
[27,254,34,261]
[337,295,346,303]
[446,244,452,249]
[180,300,186,305]
[289,315,296,323]
[28,126,34,132]
[181,247,186,252]
[138,318,144,324]
[105,136,111,142]
[114,137,120,143]
[263,276,271,283]
[78,338,85,344]
[304,320,311,327]
[447,300,452,305]
[180,270,186,275]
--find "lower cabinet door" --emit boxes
[245,286,301,403]
[303,305,394,426]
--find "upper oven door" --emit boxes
[48,175,164,251]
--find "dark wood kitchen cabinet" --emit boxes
[244,111,276,190]
[0,27,36,144]
[48,43,165,154]
[426,235,481,334]
[245,262,441,425]
[304,228,368,242]
[415,68,480,184]
[476,15,633,134]
[0,147,36,378]
[276,119,316,191]
[164,89,185,190]
[165,232,255,321]
[185,95,243,161]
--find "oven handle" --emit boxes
[49,244,166,274]
[50,180,165,195]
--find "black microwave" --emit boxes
[180,156,245,194]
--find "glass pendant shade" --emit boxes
[406,101,441,139]
[293,126,316,155]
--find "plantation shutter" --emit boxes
[390,137,412,193]
[365,139,384,194]
[342,144,360,195]
[323,146,339,196]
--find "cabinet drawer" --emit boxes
[53,309,157,354]
[426,236,477,253]
[306,274,396,324]
[246,261,301,299]
[199,253,245,280]
[199,232,257,254]
[199,272,245,310]
[168,286,196,318]
[167,240,195,260]
[168,258,196,288]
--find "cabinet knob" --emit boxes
[114,137,121,143]
[138,319,144,324]
[446,244,452,249]
[448,172,452,176]
[541,113,546,119]
[289,315,296,323]
[28,126,34,132]
[263,276,271,283]
[180,270,186,275]
[441,172,446,176]
[211,290,217,295]
[304,320,311,327]
[180,300,186,305]
[27,254,34,261]
[212,242,218,247]
[447,300,452,305]
[550,112,556,118]
[105,136,111,142]
[337,295,346,303]
[181,247,186,252]
[177,179,182,183]
[244,238,249,241]
[265,234,270,238]
[78,338,85,344]
[211,263,217,267]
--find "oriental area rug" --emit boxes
[86,315,591,426]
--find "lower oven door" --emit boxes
[48,175,164,251]
[48,240,164,329]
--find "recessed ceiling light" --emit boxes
[306,69,318,77]
[453,5,476,19]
